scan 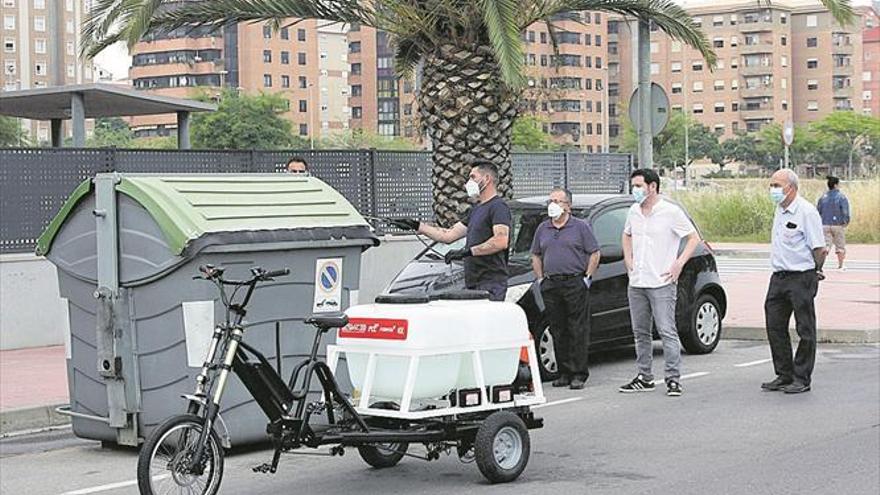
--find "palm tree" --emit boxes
[82,0,853,225]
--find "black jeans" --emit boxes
[468,280,507,302]
[541,276,591,377]
[764,270,819,385]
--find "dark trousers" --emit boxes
[541,277,591,377]
[764,271,819,385]
[469,280,507,302]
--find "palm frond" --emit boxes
[480,0,526,89]
[758,0,854,27]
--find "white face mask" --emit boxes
[547,202,564,219]
[465,179,481,198]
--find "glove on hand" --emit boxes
[444,248,472,264]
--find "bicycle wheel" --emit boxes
[137,414,225,495]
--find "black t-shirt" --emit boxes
[461,196,512,287]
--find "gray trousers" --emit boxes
[627,284,682,381]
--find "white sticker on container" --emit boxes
[313,258,343,313]
[60,298,71,359]
[182,301,215,367]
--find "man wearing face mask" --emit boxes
[530,187,600,389]
[619,168,700,397]
[761,169,826,394]
[391,161,512,301]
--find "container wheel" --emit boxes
[137,414,224,495]
[357,442,409,468]
[474,411,530,483]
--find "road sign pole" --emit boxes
[784,144,790,170]
[638,19,652,169]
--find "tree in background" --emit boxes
[86,117,134,148]
[511,115,558,151]
[133,136,178,149]
[620,112,718,181]
[317,129,419,150]
[810,112,880,178]
[709,133,759,173]
[190,90,304,150]
[753,123,820,171]
[0,116,28,147]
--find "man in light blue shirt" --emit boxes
[762,169,826,395]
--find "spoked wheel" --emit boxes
[536,324,559,381]
[137,414,224,495]
[357,442,409,468]
[474,411,530,484]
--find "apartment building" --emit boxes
[607,0,866,149]
[1,0,96,142]
[860,6,879,115]
[129,19,349,141]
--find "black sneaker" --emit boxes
[666,379,682,397]
[619,374,655,393]
[552,375,572,387]
[781,382,811,394]
[570,374,588,390]
[761,377,793,391]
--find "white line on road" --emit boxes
[734,358,773,368]
[61,475,169,495]
[652,371,711,385]
[532,397,585,409]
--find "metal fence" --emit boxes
[0,148,631,254]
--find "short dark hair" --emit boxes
[630,168,661,193]
[827,175,840,190]
[551,186,573,203]
[470,160,499,184]
[287,156,307,167]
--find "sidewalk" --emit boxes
[1,243,877,434]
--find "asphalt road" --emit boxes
[2,341,878,495]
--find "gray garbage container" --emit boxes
[37,173,378,446]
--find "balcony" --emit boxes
[833,86,854,97]
[739,20,773,33]
[740,64,773,76]
[833,65,854,76]
[740,85,775,97]
[832,43,854,55]
[740,42,774,54]
[741,108,776,121]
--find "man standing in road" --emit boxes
[530,187,600,390]
[816,176,850,271]
[762,169,826,394]
[619,169,700,397]
[392,161,511,301]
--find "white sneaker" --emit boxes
[839,265,847,272]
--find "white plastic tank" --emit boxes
[338,294,529,401]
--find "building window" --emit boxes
[263,25,272,38]
[780,13,787,24]
[404,80,413,93]
[650,42,659,53]
[349,41,361,53]
[299,76,307,89]
[781,36,787,46]
[263,50,272,63]
[781,56,788,67]
[351,62,361,75]
[650,63,659,75]
[717,60,725,69]
[6,15,16,30]
[280,51,290,64]
[263,74,272,87]
[281,75,290,88]
[585,123,593,135]
[596,101,602,113]
[3,38,14,53]
[714,103,725,113]
[731,79,738,90]
[671,41,682,52]
[714,80,725,91]
[527,53,536,66]
[671,62,682,73]
[298,52,306,65]
[807,37,817,48]
[730,14,737,26]
[35,61,48,76]
[596,79,602,90]
[807,59,818,69]
[34,0,46,9]
[713,15,724,27]
[34,16,46,32]
[34,38,46,54]
[692,61,703,71]
[351,84,362,96]
[297,29,306,41]
[594,13,601,24]
[713,38,724,48]
[585,78,593,90]
[595,35,601,46]
[540,31,547,44]
[671,83,682,94]
[3,0,14,7]
[596,57,602,69]
[540,54,547,67]
[352,107,362,119]
[585,33,592,46]
[299,124,308,136]
[585,56,592,68]
[280,27,289,40]
[807,101,819,111]
[693,81,703,92]
[404,103,412,116]
[4,60,16,76]
[298,100,308,113]
[782,100,789,110]
[806,15,817,27]
[692,104,704,114]
[66,41,74,55]
[527,31,535,43]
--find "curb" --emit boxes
[712,249,770,259]
[0,404,70,436]
[723,326,879,344]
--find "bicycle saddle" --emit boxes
[304,314,349,330]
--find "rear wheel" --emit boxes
[137,414,224,495]
[680,294,722,354]
[474,411,530,484]
[534,324,558,381]
[357,442,409,468]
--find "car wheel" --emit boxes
[680,294,722,354]
[534,324,559,381]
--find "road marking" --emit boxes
[61,475,169,495]
[652,371,710,385]
[532,397,585,409]
[734,358,773,368]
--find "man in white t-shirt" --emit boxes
[619,168,700,397]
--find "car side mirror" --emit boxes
[600,244,624,264]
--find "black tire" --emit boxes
[474,411,530,484]
[357,442,409,468]
[534,323,559,381]
[680,294,722,354]
[137,414,224,495]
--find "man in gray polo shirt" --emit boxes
[761,169,826,394]
[530,187,600,390]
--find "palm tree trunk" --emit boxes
[418,44,518,226]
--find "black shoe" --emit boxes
[552,375,572,387]
[666,379,682,397]
[619,374,655,393]
[570,375,588,390]
[761,377,793,391]
[782,382,811,394]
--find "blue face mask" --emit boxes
[632,187,647,204]
[769,187,785,204]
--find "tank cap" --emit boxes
[429,289,491,301]
[374,293,431,304]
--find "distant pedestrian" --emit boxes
[816,176,850,271]
[287,156,308,174]
[619,168,700,397]
[530,187,601,390]
[761,169,826,394]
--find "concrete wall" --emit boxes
[0,235,425,351]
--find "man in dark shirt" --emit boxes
[816,176,850,271]
[531,187,600,389]
[392,161,512,301]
